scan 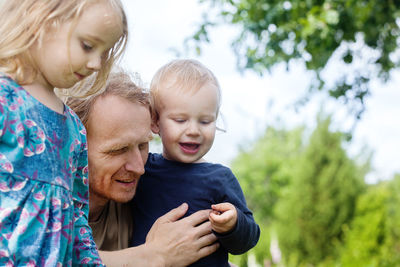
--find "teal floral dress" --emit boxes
[0,76,103,266]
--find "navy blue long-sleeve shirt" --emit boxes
[131,153,260,266]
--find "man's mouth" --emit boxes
[115,179,137,186]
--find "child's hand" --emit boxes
[209,202,237,234]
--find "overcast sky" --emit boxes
[120,0,400,183]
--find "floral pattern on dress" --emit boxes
[0,153,13,173]
[16,119,46,156]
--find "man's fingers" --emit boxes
[197,242,220,260]
[157,203,188,223]
[182,209,211,226]
[197,232,218,248]
[191,219,214,238]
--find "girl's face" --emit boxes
[29,2,123,90]
[152,82,219,163]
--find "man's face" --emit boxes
[87,95,152,204]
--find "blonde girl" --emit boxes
[0,0,127,265]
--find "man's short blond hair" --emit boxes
[67,69,150,128]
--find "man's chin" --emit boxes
[111,191,137,203]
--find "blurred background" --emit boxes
[121,0,400,266]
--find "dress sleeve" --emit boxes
[0,102,5,140]
[0,81,14,172]
[0,79,8,141]
[71,134,104,265]
[214,168,260,254]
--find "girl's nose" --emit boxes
[87,55,102,71]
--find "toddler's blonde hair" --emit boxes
[150,59,221,115]
[0,0,128,97]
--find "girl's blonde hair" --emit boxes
[150,59,221,114]
[0,0,128,97]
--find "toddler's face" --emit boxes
[29,2,123,90]
[153,82,219,163]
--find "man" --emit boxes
[67,71,219,266]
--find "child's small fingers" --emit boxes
[209,212,225,222]
[212,202,233,212]
[209,212,218,223]
[210,212,232,225]
[211,209,221,215]
[220,210,236,221]
[211,203,235,213]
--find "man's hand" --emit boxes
[98,203,218,267]
[145,203,219,267]
[209,202,237,234]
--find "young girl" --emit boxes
[131,59,260,266]
[0,0,127,265]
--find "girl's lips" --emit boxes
[74,73,85,80]
[179,143,200,154]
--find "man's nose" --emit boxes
[125,149,145,176]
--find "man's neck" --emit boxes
[89,193,110,223]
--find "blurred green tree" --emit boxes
[229,114,370,265]
[230,126,304,266]
[232,126,304,224]
[188,0,400,118]
[274,115,368,265]
[340,174,400,266]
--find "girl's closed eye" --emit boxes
[81,41,93,52]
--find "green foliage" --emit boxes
[232,126,304,224]
[189,0,400,118]
[340,174,400,266]
[230,127,304,265]
[274,115,367,265]
[230,114,373,265]
[231,126,305,265]
[229,224,271,267]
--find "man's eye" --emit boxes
[139,143,149,151]
[107,147,127,155]
[174,119,185,123]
